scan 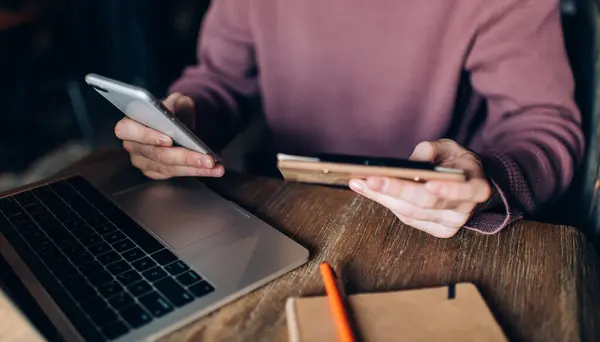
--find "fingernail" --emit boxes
[349,179,365,193]
[203,159,214,168]
[365,178,387,193]
[158,136,171,146]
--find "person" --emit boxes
[114,0,584,238]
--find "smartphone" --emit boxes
[276,153,466,186]
[85,73,221,162]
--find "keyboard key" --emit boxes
[62,243,86,258]
[70,286,98,302]
[80,296,109,314]
[154,278,194,307]
[104,231,126,244]
[112,239,136,253]
[108,292,135,310]
[89,307,119,327]
[88,270,113,287]
[10,213,32,225]
[93,223,117,235]
[98,281,124,298]
[50,232,77,246]
[45,254,70,269]
[176,270,202,286]
[38,245,63,260]
[150,249,178,266]
[128,280,152,297]
[79,233,103,247]
[165,261,189,276]
[189,281,215,298]
[70,227,93,239]
[0,198,22,216]
[143,267,167,283]
[52,264,78,280]
[96,251,121,266]
[63,218,87,232]
[122,247,144,262]
[69,251,96,266]
[132,257,156,272]
[106,260,131,276]
[139,291,174,318]
[101,320,129,340]
[14,192,37,206]
[119,222,162,254]
[83,214,105,228]
[119,304,152,328]
[88,242,111,256]
[116,270,141,286]
[79,261,104,277]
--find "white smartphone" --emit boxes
[85,73,221,162]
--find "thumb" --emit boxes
[163,93,196,131]
[409,141,436,162]
[162,92,183,112]
[410,139,461,164]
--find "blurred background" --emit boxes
[2,0,600,240]
[0,0,211,191]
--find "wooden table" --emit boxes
[16,150,600,341]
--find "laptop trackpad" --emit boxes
[111,178,247,250]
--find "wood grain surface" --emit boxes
[40,150,600,341]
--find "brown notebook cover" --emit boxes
[285,283,507,342]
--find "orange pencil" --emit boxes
[319,262,356,342]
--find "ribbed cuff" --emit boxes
[463,153,525,234]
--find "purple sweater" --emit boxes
[169,0,584,234]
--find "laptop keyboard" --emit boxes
[0,176,215,341]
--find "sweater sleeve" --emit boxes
[463,0,585,234]
[168,0,259,149]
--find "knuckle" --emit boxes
[130,156,143,170]
[149,146,168,164]
[156,164,171,176]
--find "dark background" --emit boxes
[0,0,211,182]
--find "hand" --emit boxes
[114,92,225,180]
[349,139,492,238]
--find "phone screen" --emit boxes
[316,153,434,170]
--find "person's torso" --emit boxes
[249,0,489,158]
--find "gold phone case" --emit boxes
[276,154,466,186]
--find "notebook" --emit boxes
[285,283,507,342]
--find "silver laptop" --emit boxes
[0,175,309,341]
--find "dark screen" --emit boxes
[316,153,434,170]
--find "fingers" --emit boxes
[123,142,215,168]
[409,141,436,162]
[115,118,173,146]
[409,139,459,163]
[162,92,184,112]
[349,179,469,227]
[163,92,196,130]
[425,178,492,203]
[131,155,225,179]
[364,177,458,210]
[393,212,461,238]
